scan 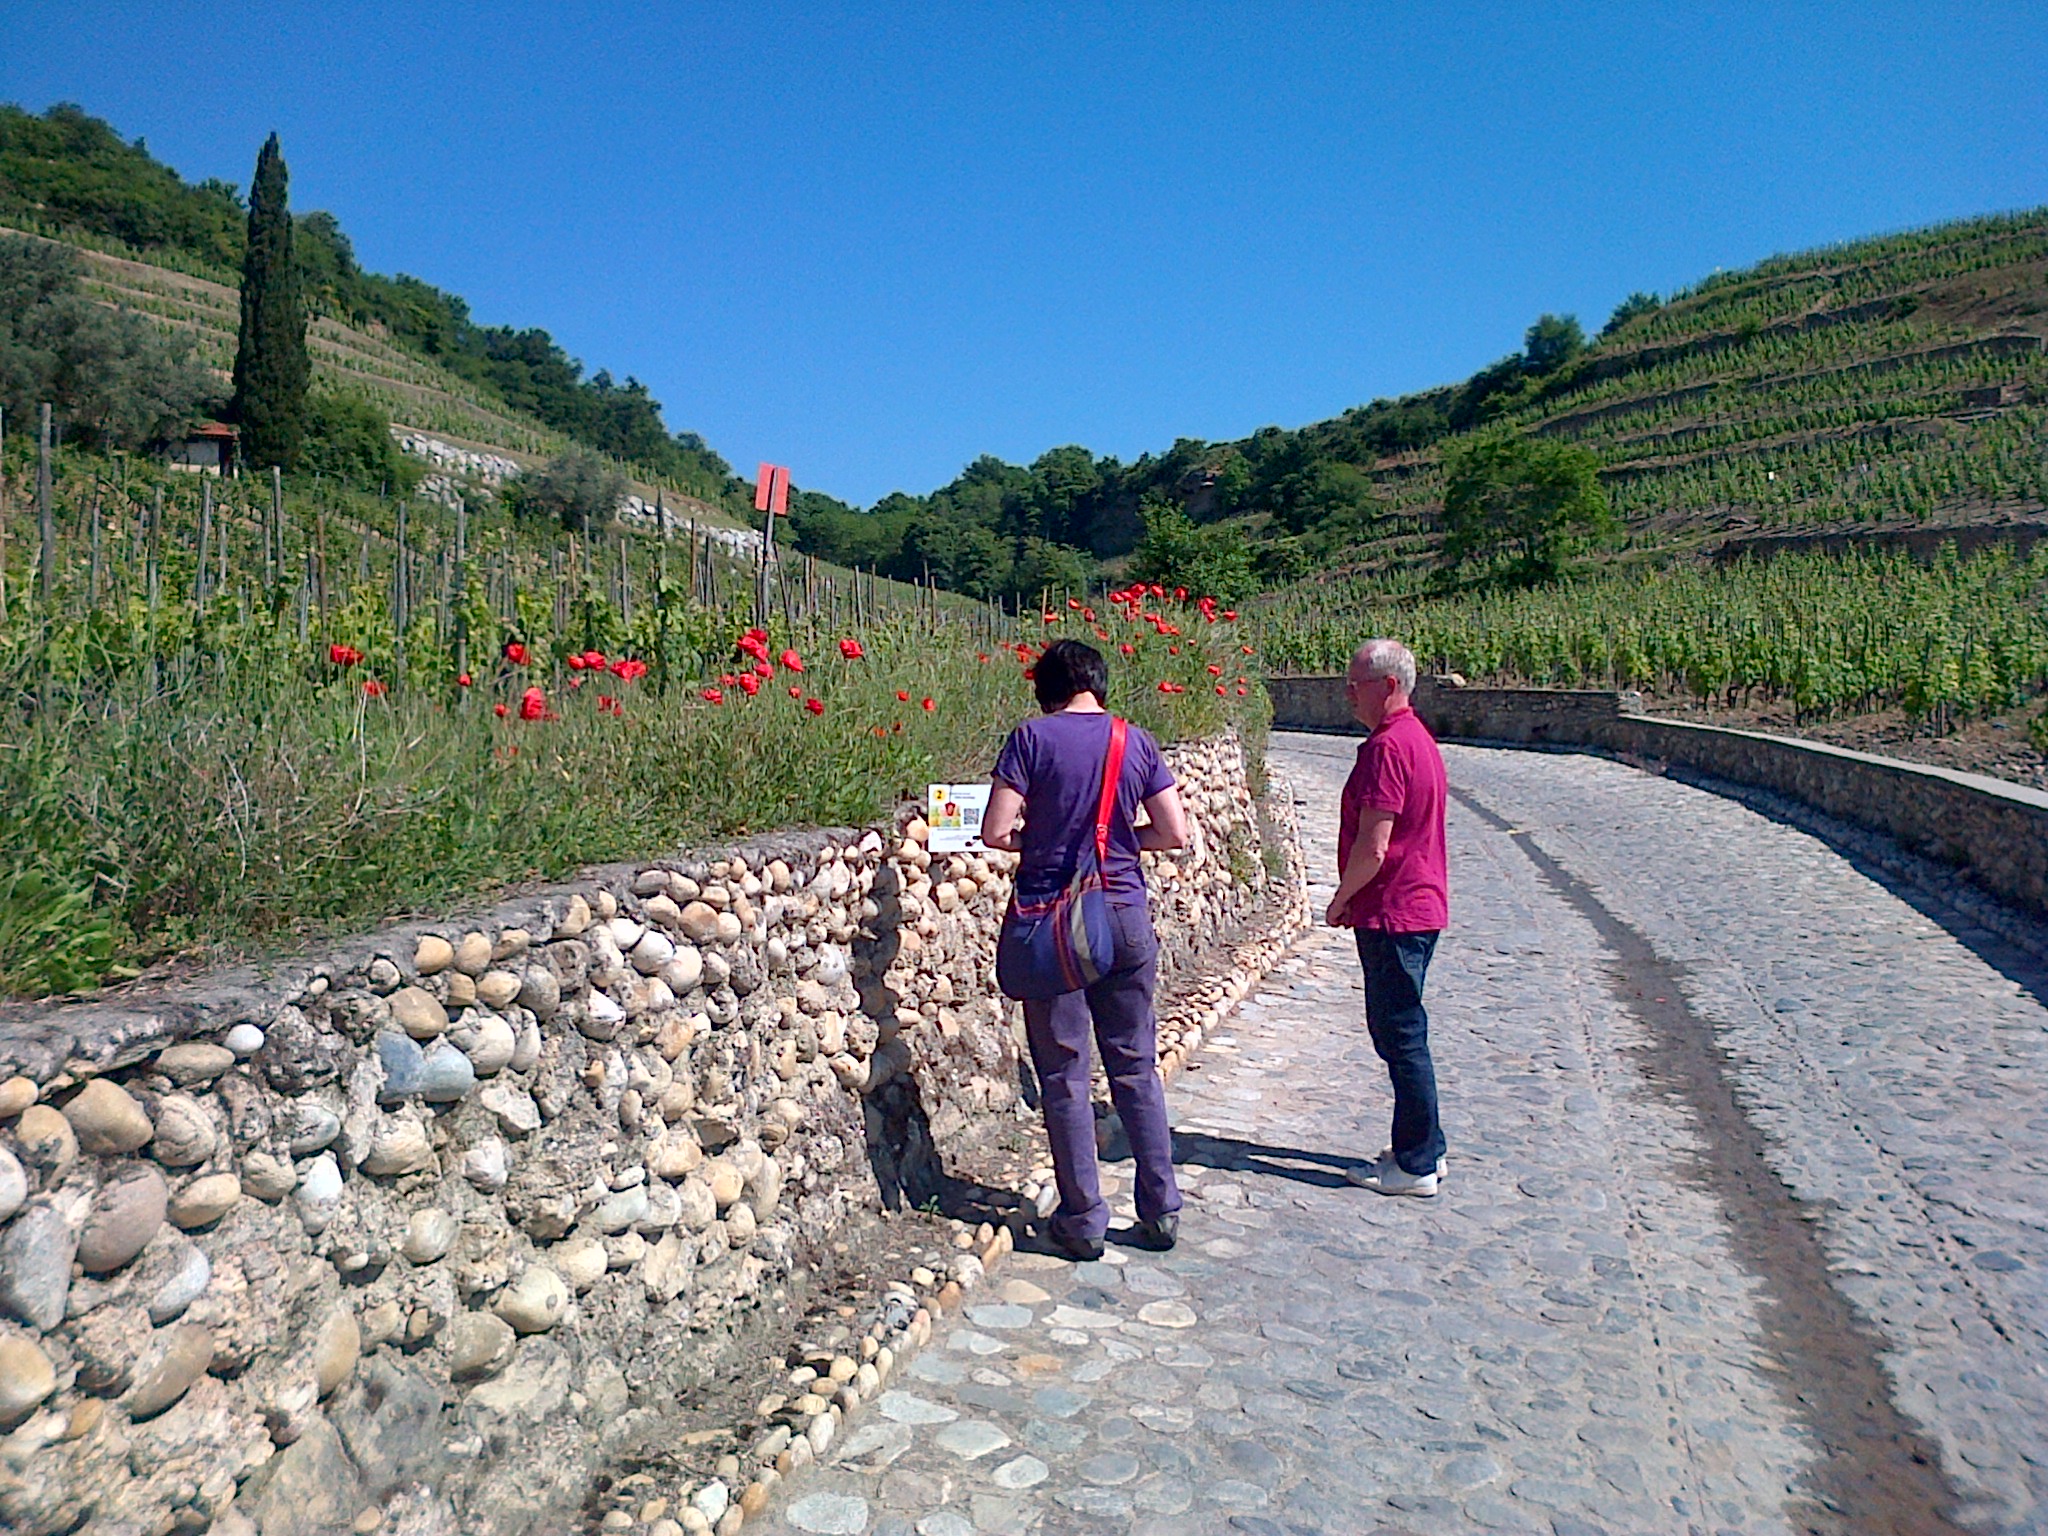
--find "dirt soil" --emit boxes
[1642,693,2048,793]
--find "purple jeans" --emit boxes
[1022,902,1183,1244]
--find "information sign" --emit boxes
[926,783,991,852]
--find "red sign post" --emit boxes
[752,464,791,624]
[754,463,790,517]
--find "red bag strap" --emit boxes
[1094,716,1129,865]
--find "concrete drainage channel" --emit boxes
[1451,787,1969,1536]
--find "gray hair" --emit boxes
[1350,638,1417,694]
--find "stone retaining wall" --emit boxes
[0,731,1305,1536]
[1268,674,2048,921]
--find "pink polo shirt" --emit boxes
[1338,706,1449,932]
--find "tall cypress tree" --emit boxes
[230,133,309,471]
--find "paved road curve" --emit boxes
[752,733,2048,1536]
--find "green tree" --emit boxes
[0,234,209,448]
[230,133,310,471]
[1440,432,1613,582]
[299,389,422,495]
[1008,537,1096,603]
[906,514,1010,597]
[1601,291,1661,337]
[1523,313,1586,374]
[1129,500,1256,603]
[513,447,627,534]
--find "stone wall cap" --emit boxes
[1631,715,2048,812]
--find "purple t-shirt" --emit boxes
[992,712,1175,907]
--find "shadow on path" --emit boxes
[1165,1128,1370,1189]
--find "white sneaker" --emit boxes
[1356,1162,1439,1198]
[1345,1149,1446,1192]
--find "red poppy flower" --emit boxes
[1094,628,1110,640]
[737,673,761,696]
[494,702,509,717]
[780,648,804,672]
[838,638,865,660]
[1149,584,1164,598]
[568,677,582,689]
[896,690,910,702]
[457,672,472,688]
[804,697,824,715]
[1119,643,1136,656]
[567,654,587,671]
[920,697,935,711]
[1082,608,1096,623]
[788,685,803,697]
[519,687,546,721]
[597,694,615,710]
[1241,644,1255,655]
[754,660,774,679]
[1067,598,1082,609]
[701,687,725,705]
[1041,612,1059,624]
[503,642,530,666]
[1236,685,1248,696]
[720,672,739,686]
[362,679,387,697]
[1215,685,1227,695]
[1023,667,1035,680]
[582,651,606,671]
[328,643,361,667]
[611,658,648,683]
[1207,664,1223,675]
[977,653,991,664]
[1174,586,1188,602]
[1156,680,1176,693]
[1169,645,1181,655]
[872,726,888,738]
[1222,610,1238,622]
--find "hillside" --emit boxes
[1202,209,2048,576]
[0,102,746,528]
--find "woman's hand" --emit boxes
[1135,785,1188,851]
[981,782,1025,852]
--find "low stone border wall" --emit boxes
[1266,674,2048,922]
[0,731,1308,1536]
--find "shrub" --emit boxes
[512,447,628,533]
[300,389,423,494]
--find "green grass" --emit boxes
[0,459,1266,997]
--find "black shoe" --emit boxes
[1133,1213,1179,1252]
[1050,1228,1105,1263]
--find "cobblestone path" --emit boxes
[752,734,2048,1536]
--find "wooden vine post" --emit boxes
[37,403,56,603]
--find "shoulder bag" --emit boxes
[995,716,1129,1000]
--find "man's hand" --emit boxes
[1324,895,1351,927]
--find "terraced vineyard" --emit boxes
[1257,209,2047,568]
[3,224,749,531]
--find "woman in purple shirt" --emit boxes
[983,639,1188,1261]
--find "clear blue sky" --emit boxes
[7,3,2044,506]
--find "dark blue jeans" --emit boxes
[1023,902,1182,1244]
[1355,929,1445,1176]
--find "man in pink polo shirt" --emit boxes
[1325,638,1450,1197]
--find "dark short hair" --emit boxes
[1034,639,1109,710]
